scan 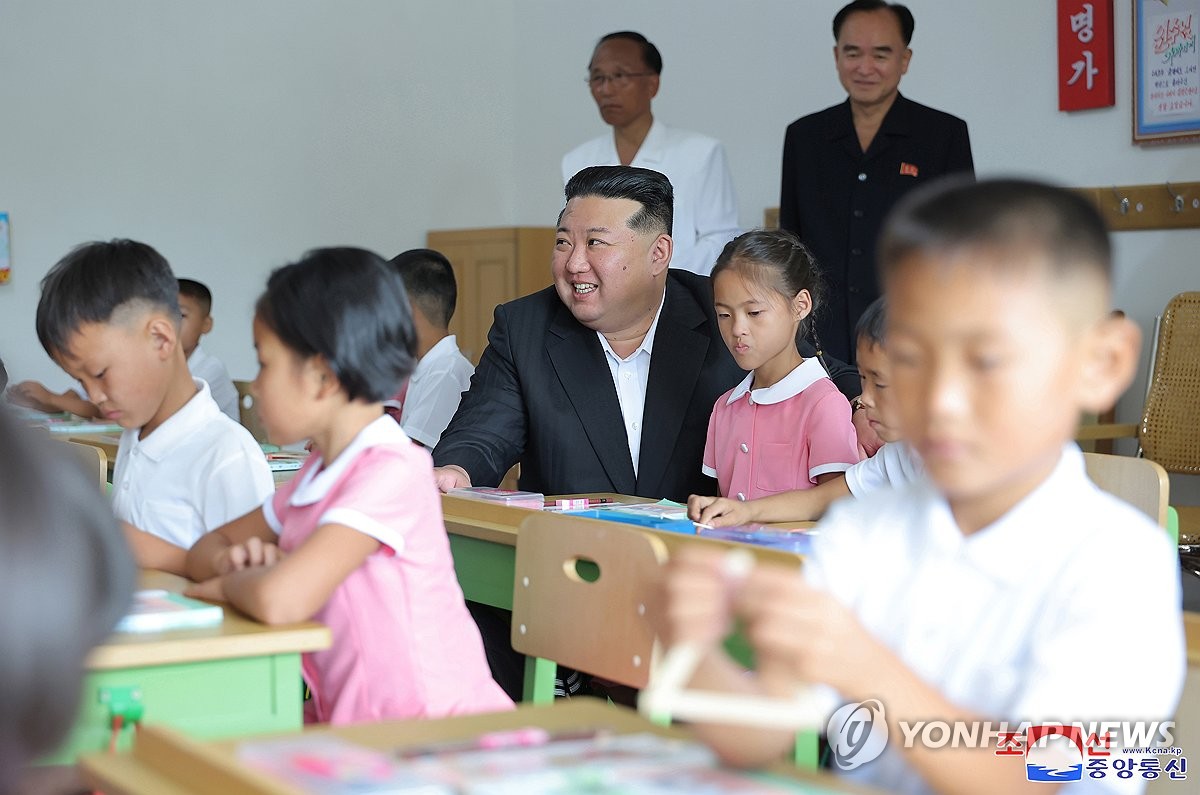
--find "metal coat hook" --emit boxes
[1166,182,1185,213]
[1112,186,1129,215]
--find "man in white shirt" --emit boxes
[562,32,739,276]
[386,249,475,449]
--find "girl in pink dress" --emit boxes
[184,247,512,724]
[697,230,860,504]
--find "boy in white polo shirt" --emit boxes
[385,249,474,449]
[661,179,1184,794]
[688,296,922,526]
[35,239,273,575]
[178,278,239,421]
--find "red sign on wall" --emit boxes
[1057,0,1116,111]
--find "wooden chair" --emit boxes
[1083,452,1171,536]
[511,513,668,700]
[1082,292,1200,543]
[58,439,108,488]
[232,380,269,444]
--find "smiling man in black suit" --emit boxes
[433,165,743,503]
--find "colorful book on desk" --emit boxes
[448,486,545,509]
[114,589,224,634]
[265,452,307,472]
[15,408,122,435]
[566,501,696,535]
[696,524,816,554]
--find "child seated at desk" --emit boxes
[660,179,1184,794]
[689,296,921,526]
[185,247,512,724]
[178,277,239,421]
[12,278,241,423]
[700,230,860,503]
[34,239,273,574]
[0,407,134,790]
[384,248,474,449]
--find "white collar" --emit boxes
[131,378,219,461]
[606,118,665,164]
[726,357,827,406]
[596,290,666,363]
[411,335,461,384]
[287,415,410,506]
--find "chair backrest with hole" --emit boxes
[511,513,668,689]
[1140,292,1200,475]
[233,380,270,444]
[1083,451,1170,530]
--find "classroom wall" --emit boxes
[2,1,1196,495]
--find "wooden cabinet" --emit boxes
[426,227,557,363]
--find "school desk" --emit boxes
[80,698,885,795]
[44,570,331,765]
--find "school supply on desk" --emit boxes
[266,451,308,472]
[114,589,223,634]
[12,407,122,435]
[239,729,810,793]
[696,524,816,554]
[448,486,545,509]
[565,500,696,534]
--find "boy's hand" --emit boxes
[655,545,743,651]
[8,380,57,411]
[184,575,226,603]
[736,565,892,700]
[688,494,756,527]
[853,405,884,457]
[215,537,282,574]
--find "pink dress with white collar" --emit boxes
[264,416,512,724]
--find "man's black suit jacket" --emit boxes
[433,270,745,502]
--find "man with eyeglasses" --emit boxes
[562,31,739,276]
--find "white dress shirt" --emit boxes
[399,335,475,449]
[187,344,239,421]
[112,378,274,549]
[562,119,740,276]
[596,294,665,477]
[843,440,923,496]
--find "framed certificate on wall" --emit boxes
[1134,0,1200,142]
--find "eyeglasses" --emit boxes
[586,71,652,89]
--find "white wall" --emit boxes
[0,0,518,384]
[2,1,1196,494]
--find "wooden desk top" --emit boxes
[441,494,806,567]
[1185,611,1200,666]
[87,571,331,670]
[82,700,884,795]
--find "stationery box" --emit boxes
[566,502,696,535]
[447,487,545,510]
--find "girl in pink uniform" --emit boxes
[699,230,859,503]
[184,248,512,724]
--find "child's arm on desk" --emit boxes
[184,508,276,581]
[121,522,187,576]
[9,381,102,418]
[687,476,850,527]
[186,522,377,625]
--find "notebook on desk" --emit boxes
[114,589,223,634]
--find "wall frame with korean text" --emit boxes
[1134,0,1200,143]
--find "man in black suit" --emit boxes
[433,165,743,503]
[780,0,974,366]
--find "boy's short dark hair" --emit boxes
[855,296,887,348]
[595,31,663,74]
[255,247,416,403]
[388,249,457,328]
[833,1,915,45]
[564,165,674,238]
[36,239,180,358]
[878,177,1112,284]
[0,410,134,785]
[177,278,213,316]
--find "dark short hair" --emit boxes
[564,165,674,238]
[0,357,7,393]
[594,31,663,74]
[0,409,134,785]
[255,247,416,402]
[36,239,180,358]
[833,1,915,45]
[712,228,827,357]
[878,177,1112,284]
[388,248,458,328]
[855,296,887,348]
[177,278,213,316]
